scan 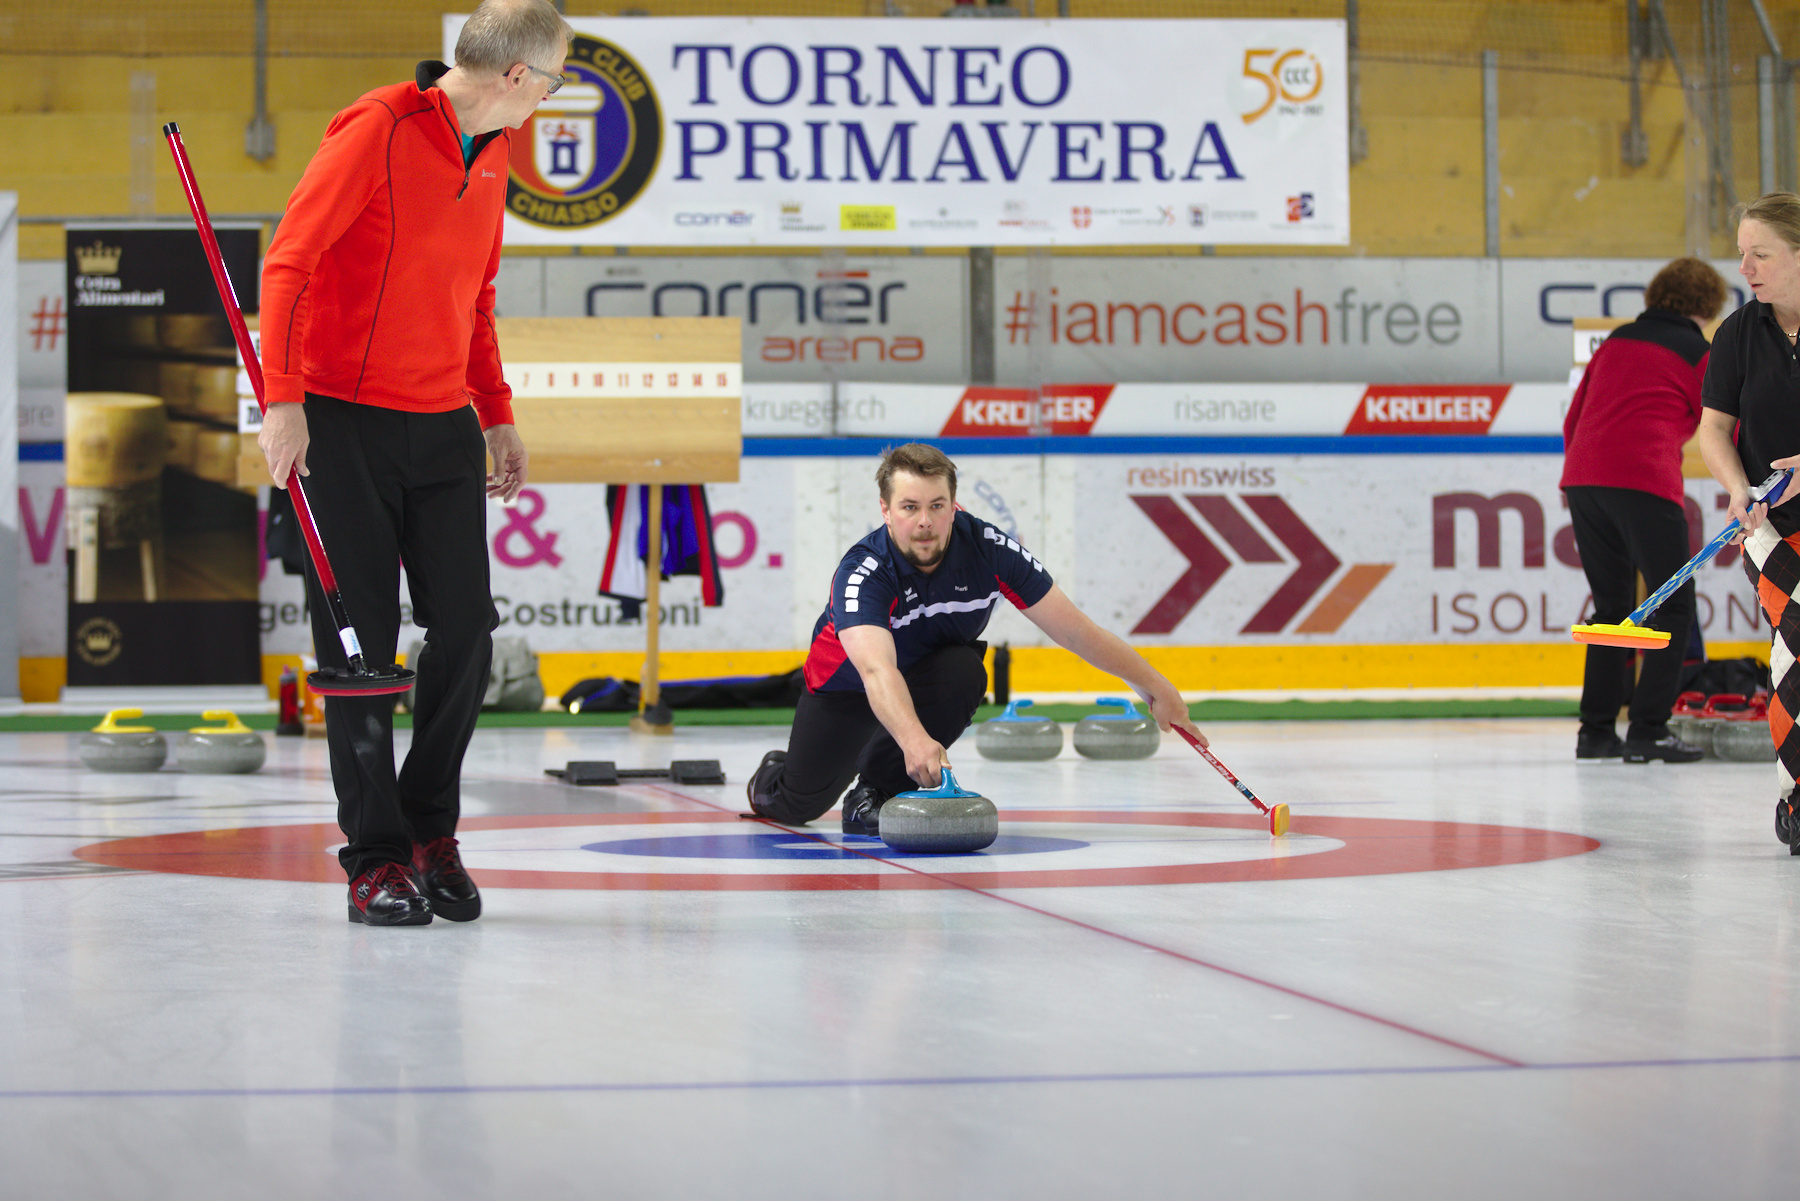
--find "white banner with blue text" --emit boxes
[446,16,1349,247]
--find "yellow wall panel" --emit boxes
[18,659,66,706]
[1360,62,1485,121]
[1501,176,1690,258]
[1348,175,1487,256]
[1353,117,1482,181]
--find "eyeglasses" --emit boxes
[522,64,565,95]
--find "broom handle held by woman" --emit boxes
[1628,468,1790,628]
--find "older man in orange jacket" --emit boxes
[259,0,569,925]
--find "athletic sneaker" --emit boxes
[347,862,432,926]
[1778,797,1799,853]
[1576,729,1625,760]
[841,783,887,837]
[745,750,787,816]
[1621,733,1704,763]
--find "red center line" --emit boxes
[646,784,1523,1068]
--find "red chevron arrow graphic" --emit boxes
[1130,495,1231,635]
[1238,495,1342,634]
[1188,494,1283,563]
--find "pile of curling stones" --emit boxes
[78,709,268,775]
[1668,691,1779,762]
[974,696,1163,761]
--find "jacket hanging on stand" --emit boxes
[596,484,724,620]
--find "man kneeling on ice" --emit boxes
[746,442,1204,835]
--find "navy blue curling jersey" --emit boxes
[803,509,1054,693]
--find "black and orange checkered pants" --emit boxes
[1742,523,1800,798]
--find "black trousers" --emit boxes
[752,644,988,825]
[1565,485,1696,741]
[300,395,496,880]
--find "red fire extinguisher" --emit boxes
[276,665,304,737]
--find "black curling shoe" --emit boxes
[745,750,787,817]
[1576,729,1625,760]
[841,784,887,837]
[1778,798,1799,853]
[347,862,432,925]
[412,836,481,922]
[1621,734,1704,764]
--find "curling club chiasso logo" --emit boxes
[508,33,661,230]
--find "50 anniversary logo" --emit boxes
[508,33,662,229]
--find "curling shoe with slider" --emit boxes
[841,783,888,837]
[347,862,432,926]
[1777,797,1800,854]
[1622,729,1704,764]
[412,836,481,922]
[1575,727,1625,760]
[745,750,787,817]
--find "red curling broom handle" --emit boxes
[1172,723,1274,817]
[161,122,337,595]
[162,123,391,678]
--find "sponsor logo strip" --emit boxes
[939,385,1113,437]
[1343,384,1509,435]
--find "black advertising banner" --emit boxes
[64,225,261,690]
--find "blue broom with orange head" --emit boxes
[1570,468,1791,650]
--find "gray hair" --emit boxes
[454,0,573,75]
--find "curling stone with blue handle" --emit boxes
[975,699,1064,761]
[880,765,999,853]
[1072,696,1162,760]
[174,710,267,774]
[78,708,168,773]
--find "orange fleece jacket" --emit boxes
[260,63,514,428]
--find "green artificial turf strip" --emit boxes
[0,697,1578,734]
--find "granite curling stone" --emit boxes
[1713,699,1779,763]
[1689,694,1750,759]
[1667,692,1706,751]
[975,699,1065,761]
[1072,696,1162,760]
[78,708,168,773]
[174,710,267,774]
[879,766,999,854]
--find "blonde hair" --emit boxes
[1734,192,1800,253]
[454,0,573,75]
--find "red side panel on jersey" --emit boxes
[804,623,849,692]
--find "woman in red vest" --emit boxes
[1562,256,1727,763]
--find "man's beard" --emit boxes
[897,535,947,570]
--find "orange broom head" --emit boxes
[1570,621,1672,649]
[1269,803,1291,837]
